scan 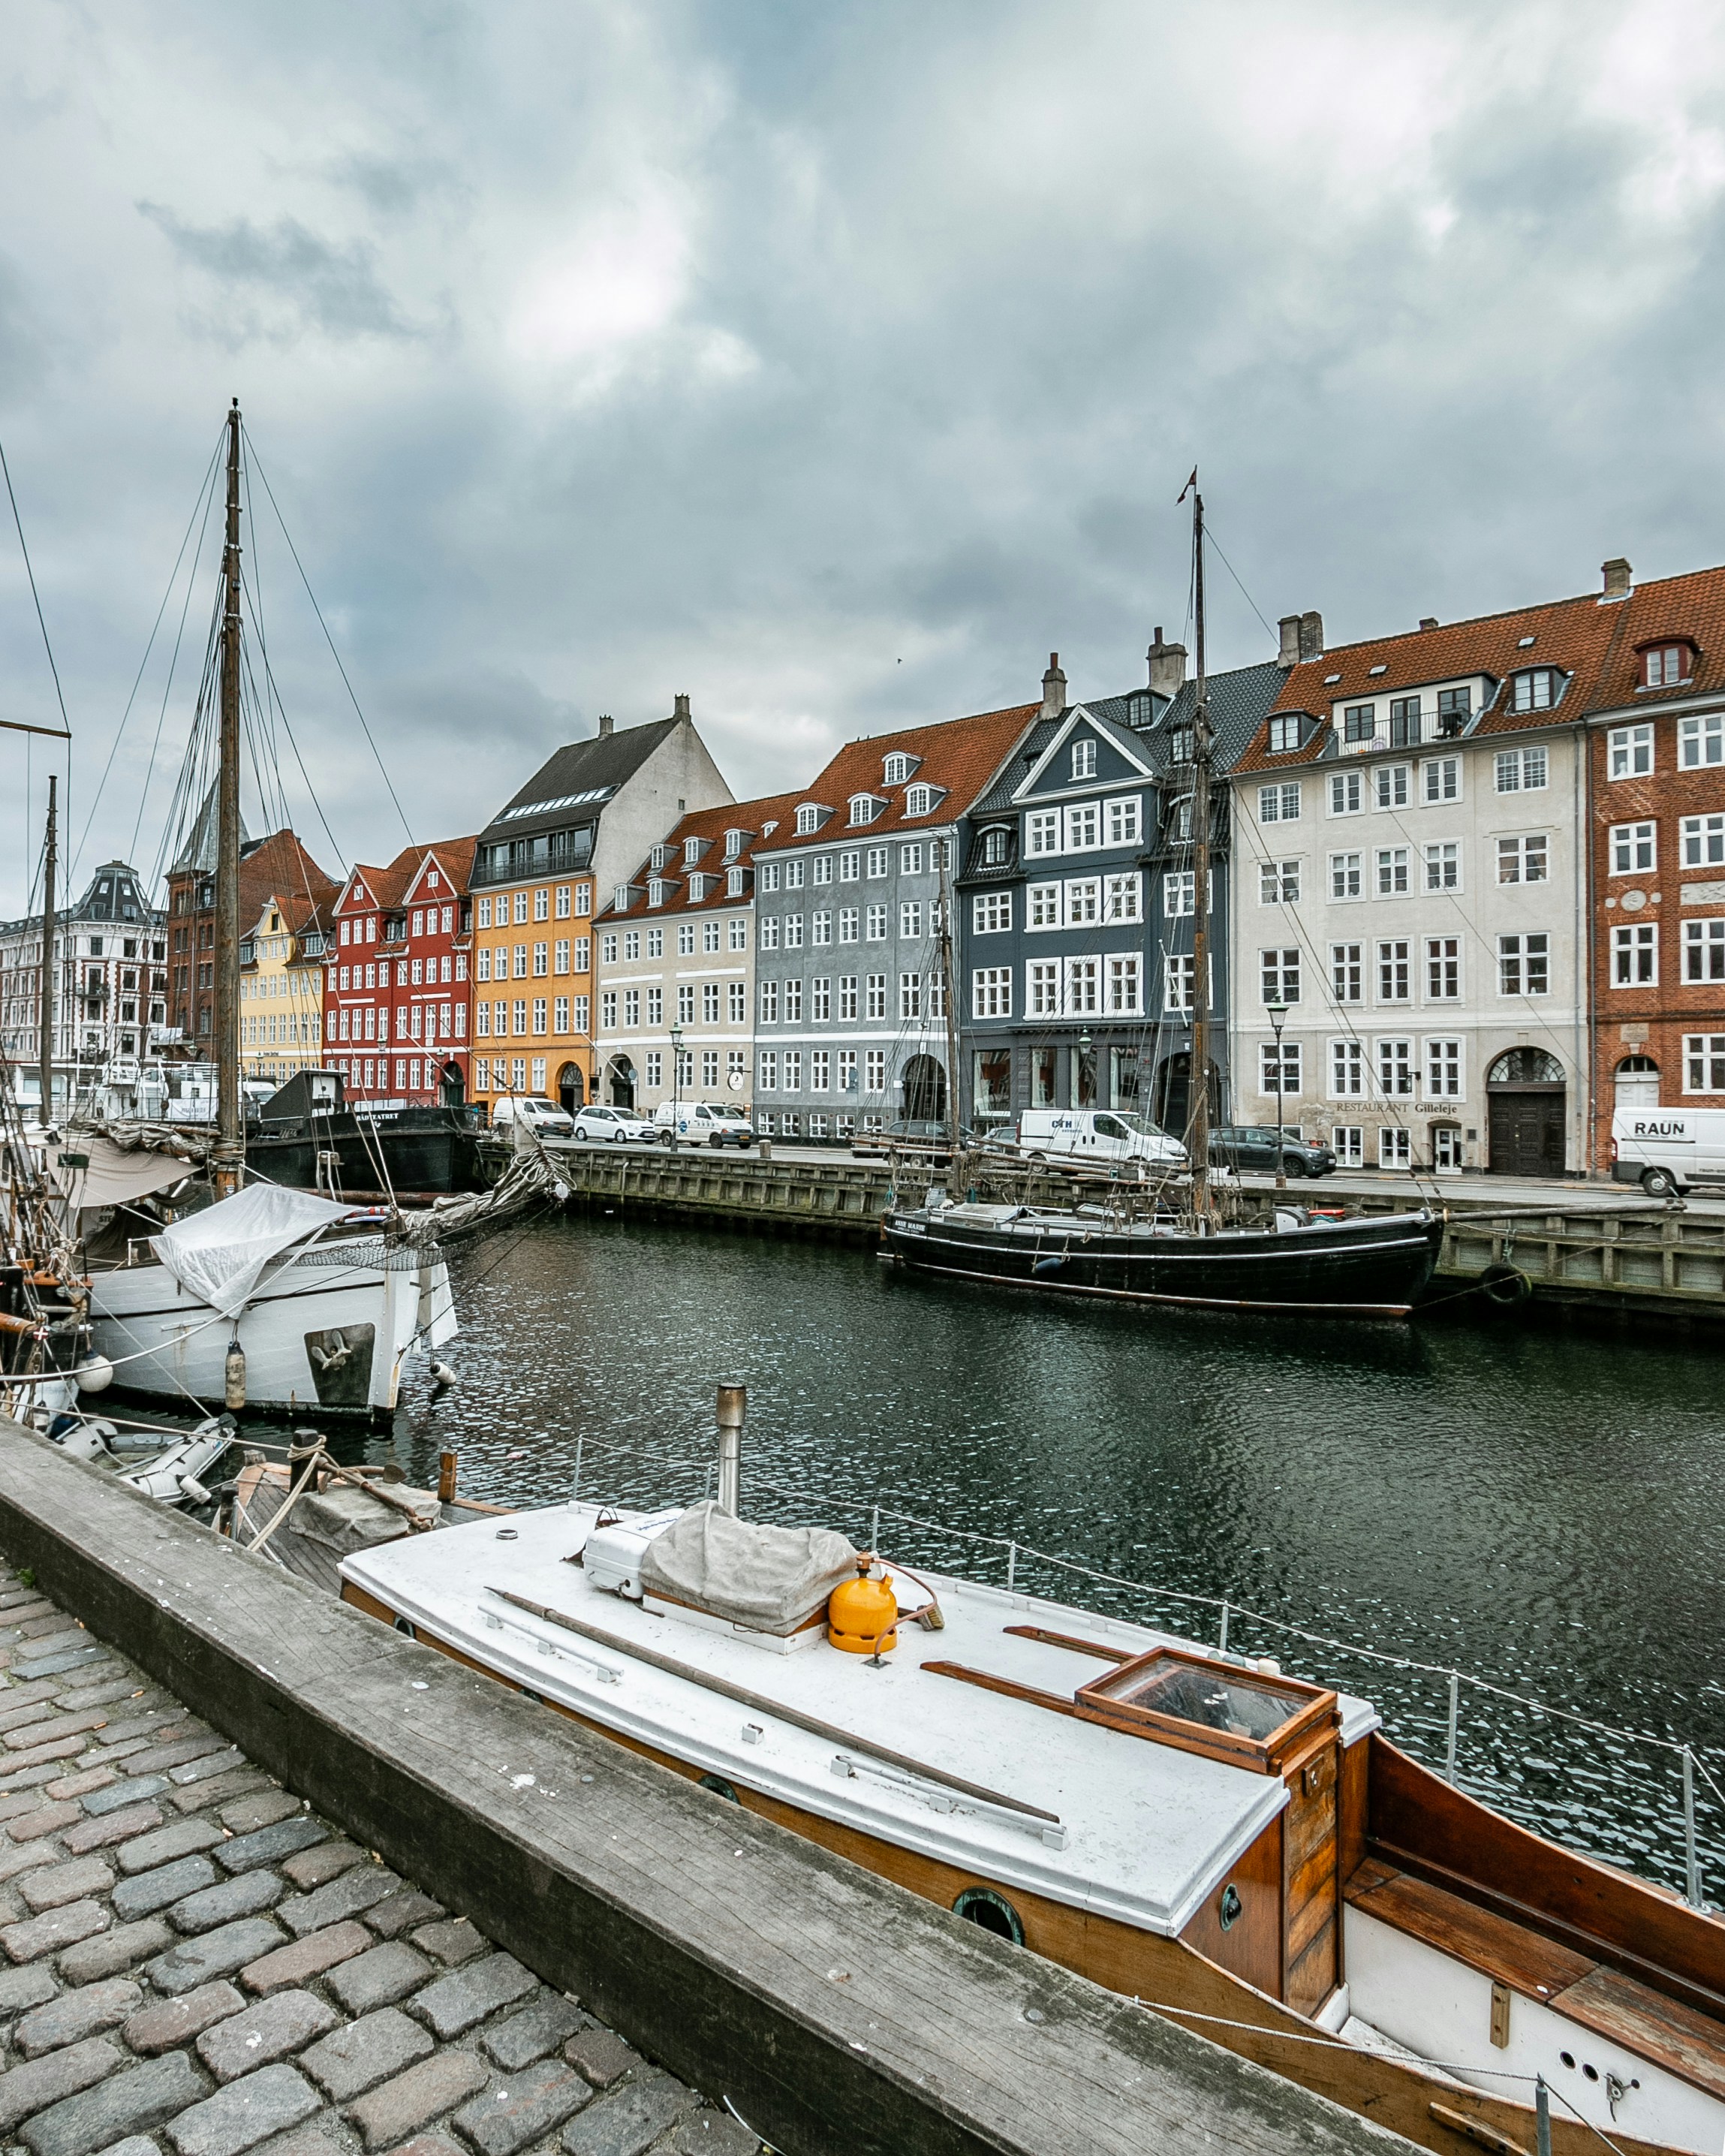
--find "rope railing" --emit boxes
[555,1428,1721,1908]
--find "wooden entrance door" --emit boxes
[1487,1087,1565,1176]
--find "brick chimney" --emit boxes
[1419,616,1439,631]
[1041,652,1067,721]
[1277,616,1301,668]
[1602,557,1633,600]
[596,713,613,739]
[1298,611,1324,661]
[673,694,691,720]
[1148,627,1188,697]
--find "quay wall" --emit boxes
[0,1417,1415,2156]
[546,1147,1725,1331]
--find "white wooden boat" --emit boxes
[342,1499,1725,2156]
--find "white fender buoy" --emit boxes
[74,1355,114,1394]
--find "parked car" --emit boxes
[1612,1105,1725,1196]
[653,1101,755,1148]
[568,1104,658,1143]
[1016,1109,1187,1169]
[489,1095,575,1139]
[850,1118,975,1164]
[1209,1125,1335,1179]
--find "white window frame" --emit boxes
[1329,851,1363,901]
[1328,771,1364,818]
[971,967,1013,1018]
[1609,724,1654,780]
[1163,870,1195,918]
[1425,1037,1464,1100]
[1062,801,1102,852]
[1609,821,1656,875]
[1681,814,1725,869]
[1684,1034,1725,1093]
[1679,714,1724,769]
[1329,1039,1364,1098]
[1258,781,1301,824]
[1259,860,1300,905]
[1372,763,1410,811]
[1683,919,1725,983]
[1070,737,1097,781]
[1377,1037,1414,1098]
[1106,795,1142,845]
[1424,936,1461,1001]
[1026,809,1060,857]
[1105,953,1142,1016]
[1259,1039,1302,1097]
[1330,941,1362,1003]
[1612,922,1658,987]
[972,891,1011,935]
[1064,956,1100,1016]
[1027,960,1061,1017]
[1375,846,1410,897]
[1027,882,1061,931]
[1422,840,1461,893]
[1104,872,1142,922]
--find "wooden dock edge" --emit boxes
[0,1417,1417,2156]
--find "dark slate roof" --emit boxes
[169,782,254,876]
[1097,658,1287,778]
[60,863,161,926]
[476,718,679,848]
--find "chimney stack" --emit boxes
[596,713,614,739]
[673,693,691,721]
[1298,611,1324,661]
[1148,626,1188,697]
[1040,652,1067,721]
[1602,557,1633,600]
[1277,616,1302,668]
[1419,616,1439,631]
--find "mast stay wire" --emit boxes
[75,429,224,880]
[242,426,414,851]
[140,506,227,892]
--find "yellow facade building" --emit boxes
[239,898,330,1089]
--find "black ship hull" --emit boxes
[246,1108,495,1199]
[881,1201,1447,1317]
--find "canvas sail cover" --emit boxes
[149,1184,357,1319]
[639,1501,859,1636]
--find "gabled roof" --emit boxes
[1012,702,1157,799]
[169,784,252,878]
[476,718,681,848]
[598,792,804,923]
[403,837,479,905]
[756,702,1037,853]
[236,831,340,929]
[1582,562,1725,715]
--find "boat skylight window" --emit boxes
[1073,1646,1335,1772]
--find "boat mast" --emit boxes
[1183,473,1212,1223]
[212,400,244,1199]
[938,836,962,1166]
[36,775,57,1130]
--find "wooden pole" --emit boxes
[438,1450,458,1505]
[1188,478,1213,1222]
[213,401,244,1199]
[37,775,56,1128]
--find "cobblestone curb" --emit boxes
[0,1567,759,2156]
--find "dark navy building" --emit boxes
[956,645,1282,1137]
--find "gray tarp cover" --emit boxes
[639,1501,859,1636]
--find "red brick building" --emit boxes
[1585,561,1725,1171]
[325,838,477,1107]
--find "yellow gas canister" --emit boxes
[828,1557,899,1655]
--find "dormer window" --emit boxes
[1508,668,1561,713]
[847,794,882,827]
[882,751,919,784]
[1343,704,1375,743]
[982,827,1010,866]
[726,865,748,898]
[723,829,747,861]
[1642,643,1694,689]
[688,873,712,901]
[649,844,670,872]
[903,784,939,817]
[1070,738,1097,781]
[796,802,832,835]
[1437,687,1472,733]
[1266,715,1302,754]
[1169,725,1195,763]
[613,885,631,914]
[647,879,668,908]
[683,836,708,866]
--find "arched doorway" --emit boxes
[607,1056,635,1110]
[1152,1052,1221,1139]
[438,1059,465,1107]
[1486,1049,1565,1176]
[1614,1055,1659,1109]
[557,1061,586,1114]
[900,1053,947,1125]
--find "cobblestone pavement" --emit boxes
[0,1564,759,2156]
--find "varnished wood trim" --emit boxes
[920,1659,1079,1715]
[1002,1624,1130,1663]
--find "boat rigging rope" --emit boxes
[1127,2002,1631,2156]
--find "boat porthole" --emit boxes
[698,1773,740,1804]
[393,1616,416,1640]
[952,1886,1025,1945]
[1560,2054,1575,2070]
[1218,1883,1242,1931]
[519,1688,543,1706]
[1582,2064,1599,2083]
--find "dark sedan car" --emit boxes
[1209,1125,1336,1179]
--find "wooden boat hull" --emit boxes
[246,1108,495,1200]
[881,1205,1447,1316]
[339,1571,1717,2156]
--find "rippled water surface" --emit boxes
[378,1214,1724,1897]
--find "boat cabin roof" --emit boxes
[344,1504,1378,1935]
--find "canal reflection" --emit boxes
[384,1215,1725,1897]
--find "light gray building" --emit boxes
[1,862,167,1112]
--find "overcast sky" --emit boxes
[3,0,1723,915]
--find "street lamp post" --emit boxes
[1266,1000,1289,1191]
[1079,1028,1092,1110]
[668,1021,684,1152]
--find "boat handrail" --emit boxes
[555,1432,1722,1911]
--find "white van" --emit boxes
[1612,1107,1725,1196]
[1016,1109,1187,1168]
[652,1100,755,1149]
[489,1095,575,1140]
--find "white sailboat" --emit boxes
[76,404,456,1419]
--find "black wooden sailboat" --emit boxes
[881,477,1447,1317]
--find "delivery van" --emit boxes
[653,1100,755,1148]
[1016,1108,1186,1167]
[1612,1107,1725,1196]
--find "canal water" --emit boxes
[385,1213,1725,1899]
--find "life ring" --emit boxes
[1479,1261,1531,1307]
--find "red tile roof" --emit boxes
[1232,562,1725,775]
[236,830,340,927]
[337,837,480,915]
[598,792,804,923]
[752,702,1039,852]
